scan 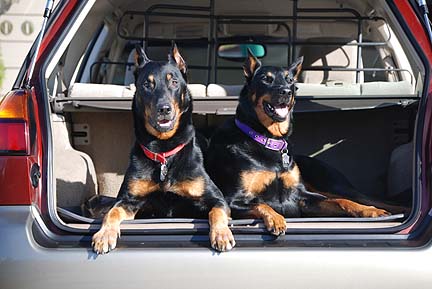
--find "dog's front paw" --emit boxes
[359,206,391,218]
[92,226,119,254]
[263,212,287,236]
[210,225,236,252]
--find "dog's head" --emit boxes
[133,44,190,140]
[240,49,303,137]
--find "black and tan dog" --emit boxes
[92,44,235,253]
[206,50,390,235]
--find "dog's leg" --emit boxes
[92,177,157,254]
[315,190,409,216]
[229,197,286,236]
[92,200,139,254]
[250,203,287,236]
[232,169,286,235]
[300,189,390,217]
[318,198,390,217]
[203,179,236,252]
[208,206,236,252]
[171,175,235,251]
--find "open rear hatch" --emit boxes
[42,0,427,241]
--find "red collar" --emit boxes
[140,143,186,164]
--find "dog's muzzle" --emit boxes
[156,103,175,130]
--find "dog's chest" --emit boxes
[240,164,301,197]
[147,191,202,218]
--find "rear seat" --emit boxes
[187,84,207,97]
[69,81,413,98]
[68,83,207,98]
[296,82,361,96]
[69,83,136,98]
[207,84,243,97]
[361,80,413,95]
[206,81,412,97]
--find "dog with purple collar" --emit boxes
[206,50,390,235]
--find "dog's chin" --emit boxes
[263,101,289,122]
[153,118,176,133]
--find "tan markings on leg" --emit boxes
[241,170,276,196]
[280,164,300,188]
[104,206,135,225]
[319,198,390,217]
[92,206,136,254]
[144,102,183,140]
[302,185,395,217]
[250,203,286,235]
[170,177,205,198]
[209,207,235,252]
[255,95,290,137]
[128,179,159,197]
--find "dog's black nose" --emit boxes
[157,104,172,116]
[279,88,291,96]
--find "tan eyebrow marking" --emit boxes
[148,74,154,82]
[166,73,172,81]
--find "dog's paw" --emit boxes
[359,206,391,218]
[92,226,119,254]
[263,212,287,236]
[210,225,236,252]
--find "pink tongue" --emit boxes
[275,106,288,117]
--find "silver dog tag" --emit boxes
[281,153,290,169]
[160,163,168,182]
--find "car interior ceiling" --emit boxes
[48,0,422,228]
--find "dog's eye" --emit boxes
[285,76,294,82]
[143,81,151,89]
[171,79,179,88]
[263,75,274,84]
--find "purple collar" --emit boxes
[235,119,287,151]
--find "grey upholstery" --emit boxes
[52,116,98,207]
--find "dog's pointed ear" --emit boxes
[289,56,304,81]
[134,44,150,68]
[169,42,187,75]
[243,48,262,81]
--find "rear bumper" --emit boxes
[1,206,432,289]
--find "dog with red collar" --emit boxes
[92,44,235,254]
[206,50,390,236]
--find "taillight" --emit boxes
[0,90,31,154]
